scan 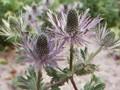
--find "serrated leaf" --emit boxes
[2,19,10,28]
[51,85,60,90]
[74,63,97,76]
[45,67,70,87]
[84,47,88,54]
[15,66,45,90]
[94,83,105,90]
[80,49,86,60]
[45,67,57,77]
[84,75,105,90]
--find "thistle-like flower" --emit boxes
[22,1,51,32]
[47,9,102,46]
[57,2,83,14]
[21,33,64,69]
[95,24,120,49]
[22,4,41,31]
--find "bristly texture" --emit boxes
[66,9,78,34]
[47,9,102,46]
[35,34,49,57]
[95,24,120,49]
[21,33,64,70]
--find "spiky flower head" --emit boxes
[96,24,120,49]
[47,9,102,46]
[66,9,78,34]
[21,33,64,70]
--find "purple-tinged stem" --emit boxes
[70,77,78,90]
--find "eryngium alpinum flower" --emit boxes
[95,24,120,49]
[47,9,102,46]
[21,33,64,69]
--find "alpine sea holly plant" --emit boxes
[4,8,120,90]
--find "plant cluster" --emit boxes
[0,0,120,90]
[0,0,120,52]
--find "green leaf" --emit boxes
[15,66,45,90]
[74,63,97,76]
[45,67,71,87]
[84,75,105,90]
[2,19,10,28]
[84,47,88,54]
[45,67,57,77]
[80,49,86,60]
[51,85,60,90]
[94,83,105,90]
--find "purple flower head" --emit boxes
[47,9,102,46]
[21,33,64,70]
[95,24,120,49]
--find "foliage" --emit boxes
[84,75,105,90]
[0,17,21,44]
[0,0,40,51]
[45,67,71,86]
[15,66,45,90]
[74,47,97,76]
[80,0,120,27]
[0,0,40,21]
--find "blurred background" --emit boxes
[0,0,120,51]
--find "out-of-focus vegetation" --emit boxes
[0,0,40,51]
[0,0,40,21]
[0,0,120,51]
[80,0,120,27]
[0,0,120,27]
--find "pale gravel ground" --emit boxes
[0,41,120,90]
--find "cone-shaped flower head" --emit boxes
[21,33,64,69]
[47,9,102,46]
[66,9,78,34]
[35,34,49,57]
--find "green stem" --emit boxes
[37,70,42,90]
[69,43,78,90]
[70,43,74,71]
